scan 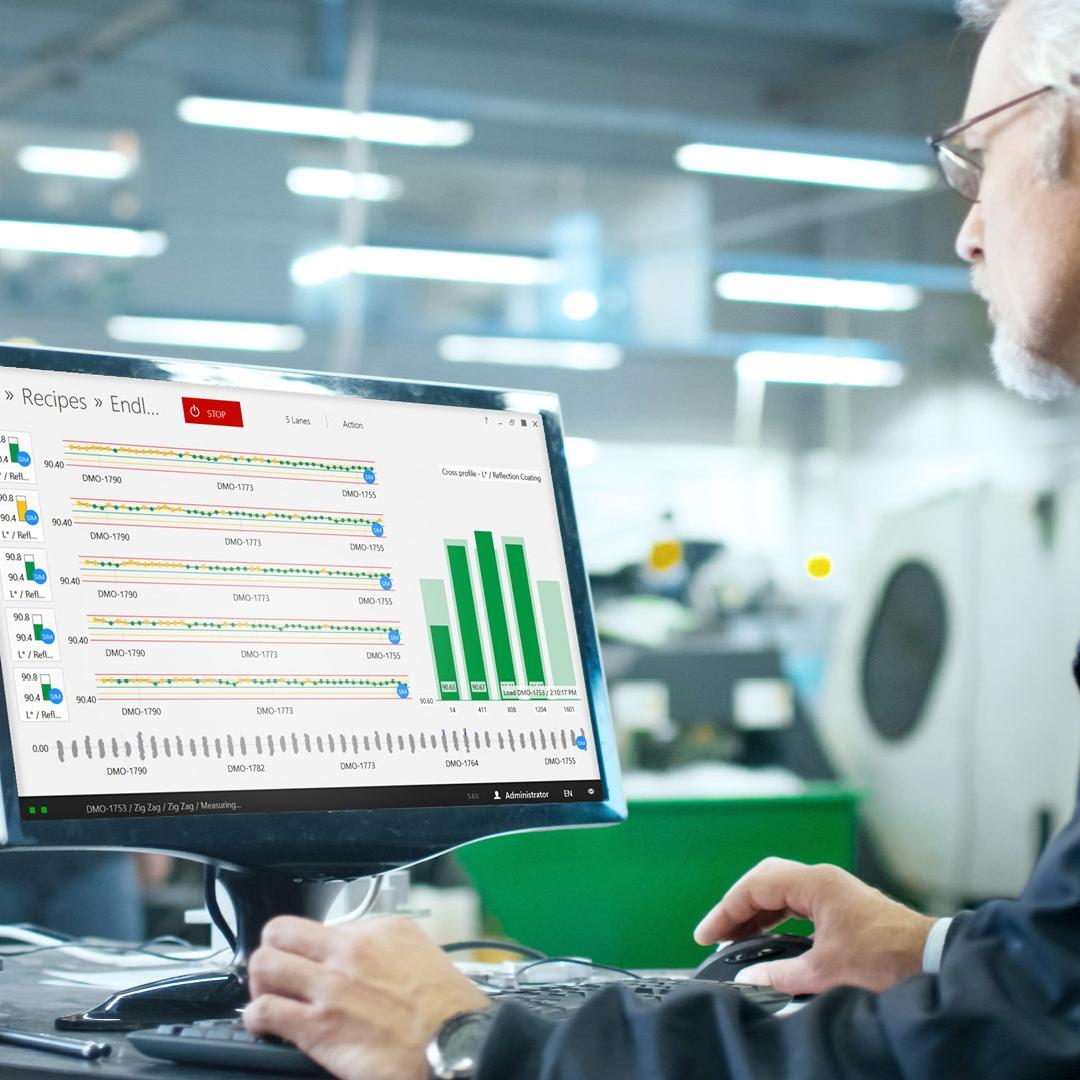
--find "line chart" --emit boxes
[71,499,385,536]
[87,614,401,642]
[95,673,411,700]
[79,556,393,590]
[64,441,378,482]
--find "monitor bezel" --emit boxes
[0,342,625,878]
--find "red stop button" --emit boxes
[182,396,244,428]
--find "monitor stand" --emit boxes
[55,865,346,1031]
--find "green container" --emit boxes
[457,785,859,969]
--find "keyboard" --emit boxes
[127,978,791,1073]
[489,974,791,1019]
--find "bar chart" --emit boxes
[1,548,51,602]
[14,668,66,722]
[0,489,43,541]
[421,531,579,702]
[1,430,35,485]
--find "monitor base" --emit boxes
[56,970,247,1032]
[55,865,345,1032]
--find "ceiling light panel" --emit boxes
[735,350,905,387]
[676,143,936,191]
[178,96,472,147]
[439,335,623,371]
[717,271,922,312]
[107,316,305,353]
[17,146,133,180]
[291,245,561,287]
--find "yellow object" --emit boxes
[807,555,832,579]
[15,496,27,522]
[649,540,683,572]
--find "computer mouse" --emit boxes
[692,933,813,983]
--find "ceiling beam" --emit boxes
[400,0,949,50]
[0,0,189,112]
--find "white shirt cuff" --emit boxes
[922,916,953,974]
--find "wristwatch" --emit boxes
[425,1009,496,1079]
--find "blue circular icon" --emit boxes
[372,521,384,537]
[23,509,38,526]
[388,629,401,645]
[48,688,63,705]
[41,628,55,645]
[396,683,409,699]
[16,451,30,468]
[575,735,588,750]
[32,569,46,585]
[363,468,376,484]
[380,575,392,591]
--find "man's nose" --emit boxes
[955,202,985,263]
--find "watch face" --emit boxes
[430,1011,494,1079]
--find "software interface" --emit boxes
[0,364,603,821]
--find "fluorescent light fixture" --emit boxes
[438,335,623,371]
[675,143,936,191]
[17,146,133,180]
[107,316,306,353]
[286,167,403,201]
[291,245,562,287]
[561,289,600,321]
[735,351,904,387]
[0,221,165,258]
[178,96,473,147]
[717,271,921,312]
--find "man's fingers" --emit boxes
[732,954,823,996]
[247,945,328,1002]
[259,915,342,962]
[693,908,794,945]
[694,860,822,944]
[243,994,310,1045]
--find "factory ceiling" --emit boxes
[0,0,981,445]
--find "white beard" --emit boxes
[990,323,1080,402]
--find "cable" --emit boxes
[0,924,230,967]
[514,957,642,985]
[326,875,384,925]
[442,940,549,961]
[203,864,237,953]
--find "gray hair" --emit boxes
[957,0,1078,179]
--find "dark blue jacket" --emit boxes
[475,647,1080,1078]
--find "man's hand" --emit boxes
[694,858,935,995]
[243,914,491,1080]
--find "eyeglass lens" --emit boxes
[935,144,981,201]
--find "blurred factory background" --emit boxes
[3,0,1080,941]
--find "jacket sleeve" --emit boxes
[477,792,1080,1080]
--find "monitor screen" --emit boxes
[0,345,623,877]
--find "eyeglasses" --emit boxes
[928,84,1054,201]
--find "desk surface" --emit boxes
[0,952,289,1080]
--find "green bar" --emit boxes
[537,581,575,686]
[39,676,51,701]
[504,539,546,688]
[474,531,516,695]
[445,542,489,700]
[420,579,461,701]
[429,626,461,701]
[23,559,35,582]
[32,615,43,641]
[7,439,18,463]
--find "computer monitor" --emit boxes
[0,342,624,1028]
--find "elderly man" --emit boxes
[241,1,1080,1076]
